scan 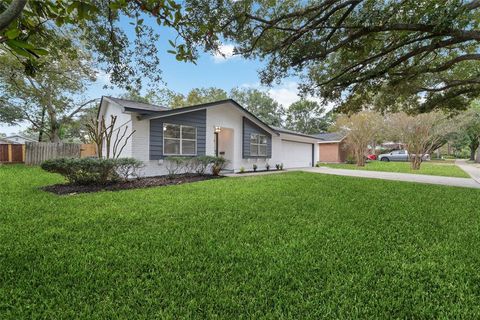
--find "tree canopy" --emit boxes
[230,88,284,126]
[0,0,215,90]
[0,39,97,142]
[186,0,480,113]
[285,99,329,134]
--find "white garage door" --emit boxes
[281,140,313,168]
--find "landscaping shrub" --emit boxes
[41,158,143,185]
[211,157,228,176]
[115,158,144,180]
[253,164,258,172]
[190,155,216,175]
[345,155,356,164]
[166,156,228,177]
[165,156,188,179]
[266,163,270,171]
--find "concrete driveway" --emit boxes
[300,166,480,189]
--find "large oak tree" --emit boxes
[0,0,216,90]
[0,40,97,142]
[185,0,480,113]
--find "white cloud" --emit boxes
[96,69,112,85]
[212,44,237,63]
[240,81,335,111]
[267,82,302,108]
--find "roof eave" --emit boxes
[140,99,280,136]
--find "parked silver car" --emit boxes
[378,150,430,162]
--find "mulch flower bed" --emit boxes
[236,169,284,174]
[42,174,224,195]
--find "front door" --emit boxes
[216,128,234,170]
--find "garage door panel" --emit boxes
[281,140,312,168]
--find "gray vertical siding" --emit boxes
[150,110,206,160]
[242,117,272,158]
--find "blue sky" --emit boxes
[1,19,312,136]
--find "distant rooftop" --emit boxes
[313,132,346,142]
[271,126,320,139]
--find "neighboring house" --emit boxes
[314,132,349,163]
[0,134,37,144]
[98,97,320,176]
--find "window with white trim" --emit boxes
[250,133,267,156]
[163,123,197,155]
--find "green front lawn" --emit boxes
[1,165,480,318]
[321,160,469,178]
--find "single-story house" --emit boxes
[98,97,321,176]
[314,132,349,163]
[0,134,36,144]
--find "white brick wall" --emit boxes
[101,101,133,159]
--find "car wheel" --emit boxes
[381,157,390,162]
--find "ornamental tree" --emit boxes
[335,111,384,166]
[386,112,455,169]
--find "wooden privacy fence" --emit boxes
[25,142,81,165]
[80,143,97,158]
[0,144,25,163]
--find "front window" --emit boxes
[250,133,267,156]
[163,123,197,155]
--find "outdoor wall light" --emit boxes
[215,126,222,133]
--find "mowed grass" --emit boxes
[321,160,470,178]
[1,165,480,319]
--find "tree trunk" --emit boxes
[355,148,365,166]
[0,0,27,33]
[411,156,422,170]
[470,148,476,161]
[469,139,479,161]
[476,147,480,164]
[38,106,46,142]
[50,127,61,142]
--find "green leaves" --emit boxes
[4,28,20,39]
[4,39,48,59]
[0,0,204,90]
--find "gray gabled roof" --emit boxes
[313,132,346,142]
[141,99,280,136]
[104,96,170,113]
[271,126,321,139]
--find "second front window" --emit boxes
[250,133,267,156]
[163,123,197,155]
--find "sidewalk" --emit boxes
[225,166,480,189]
[455,159,480,184]
[301,167,480,189]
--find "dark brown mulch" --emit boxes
[42,175,224,195]
[236,169,283,174]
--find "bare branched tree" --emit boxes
[386,112,454,170]
[335,111,384,166]
[86,115,135,159]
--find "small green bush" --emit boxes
[211,157,228,176]
[165,156,189,179]
[253,164,258,172]
[191,156,217,175]
[265,163,270,171]
[165,156,227,177]
[41,158,143,185]
[239,166,245,173]
[345,155,356,164]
